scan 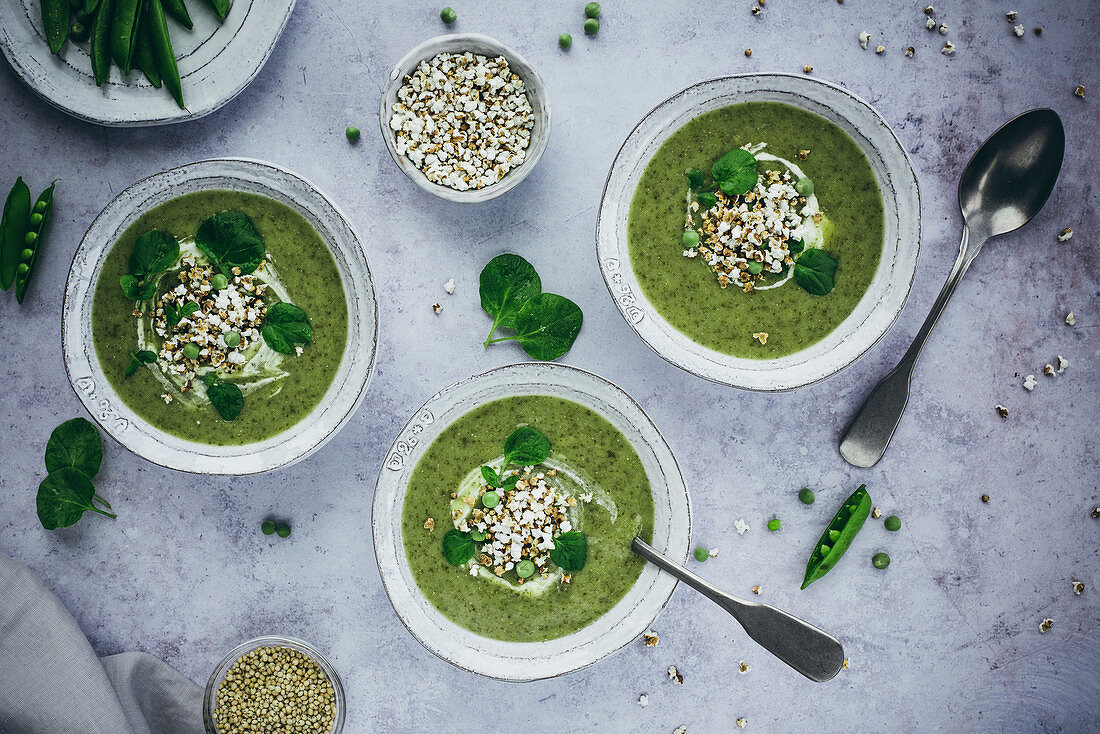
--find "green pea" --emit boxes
[223,330,241,347]
[276,522,291,538]
[440,6,456,23]
[482,491,500,508]
[516,559,536,578]
[558,33,572,49]
[261,520,276,535]
[17,263,29,275]
[34,200,46,214]
[30,212,43,226]
[682,229,700,247]
[584,2,601,18]
[872,552,890,569]
[819,544,831,555]
[21,248,34,261]
[746,260,764,275]
[884,515,901,531]
[693,547,709,562]
[211,273,228,290]
[584,17,599,35]
[828,529,840,541]
[470,530,486,542]
[767,518,781,532]
[345,126,360,142]
[24,231,37,246]
[182,343,200,360]
[798,488,815,505]
[795,177,814,197]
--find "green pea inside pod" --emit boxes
[801,484,872,589]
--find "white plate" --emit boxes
[0,0,294,126]
[373,363,691,681]
[62,158,379,475]
[596,74,921,391]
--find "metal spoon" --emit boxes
[631,537,845,681]
[839,109,1065,468]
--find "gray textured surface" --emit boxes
[0,1,1097,731]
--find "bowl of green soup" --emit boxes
[373,363,690,680]
[597,74,920,390]
[62,158,378,474]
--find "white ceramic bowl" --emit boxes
[596,74,921,391]
[0,0,295,126]
[372,363,691,681]
[378,33,551,203]
[62,158,378,475]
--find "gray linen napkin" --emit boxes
[0,551,204,734]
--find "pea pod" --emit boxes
[110,0,143,74]
[146,0,184,108]
[41,0,70,54]
[162,0,193,29]
[132,25,162,88]
[0,177,31,291]
[201,0,230,21]
[800,484,872,589]
[15,183,56,304]
[84,0,102,15]
[90,0,113,86]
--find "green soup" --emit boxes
[402,395,655,642]
[91,191,348,445]
[627,102,885,358]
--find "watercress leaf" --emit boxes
[195,210,266,275]
[696,191,718,209]
[442,529,476,566]
[498,474,520,491]
[481,466,501,487]
[787,238,805,255]
[119,275,157,301]
[503,426,551,466]
[44,417,102,477]
[712,148,758,197]
[793,248,838,296]
[549,531,587,572]
[512,293,583,361]
[479,254,542,334]
[166,301,199,326]
[137,350,157,363]
[180,302,199,319]
[36,467,101,530]
[128,229,180,278]
[125,356,140,377]
[201,373,244,421]
[261,302,313,354]
[685,168,706,190]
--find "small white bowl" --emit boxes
[61,158,379,475]
[372,363,691,681]
[596,74,921,391]
[378,33,551,203]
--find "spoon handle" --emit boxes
[839,227,980,468]
[631,538,845,682]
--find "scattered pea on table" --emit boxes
[798,488,815,505]
[872,552,890,569]
[584,17,600,35]
[558,33,572,49]
[584,2,601,18]
[767,518,781,532]
[884,515,901,531]
[440,6,456,24]
[276,522,292,538]
[693,547,709,562]
[261,520,276,535]
[345,125,360,143]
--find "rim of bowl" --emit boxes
[202,635,346,734]
[377,33,551,203]
[371,362,691,681]
[60,157,379,475]
[595,73,922,392]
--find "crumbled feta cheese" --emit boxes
[682,248,698,258]
[1039,618,1053,633]
[1065,311,1076,326]
[1022,374,1037,391]
[735,518,750,535]
[667,665,684,684]
[1057,355,1068,373]
[1057,228,1073,242]
[160,393,173,404]
[859,31,871,49]
[1013,24,1025,36]
[444,278,456,295]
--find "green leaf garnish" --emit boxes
[261,302,312,354]
[711,148,758,197]
[442,529,477,565]
[793,248,838,295]
[685,168,706,191]
[119,274,157,301]
[479,253,542,345]
[44,417,102,478]
[36,467,116,530]
[480,465,502,487]
[696,191,717,209]
[549,531,587,572]
[124,350,157,377]
[164,300,199,327]
[503,426,551,466]
[201,373,244,421]
[128,229,179,279]
[490,292,582,361]
[787,238,806,255]
[195,210,266,275]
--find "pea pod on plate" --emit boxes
[0,177,32,291]
[800,484,872,589]
[90,0,114,86]
[146,0,183,107]
[41,0,70,54]
[162,0,193,29]
[110,0,143,74]
[202,0,230,21]
[132,24,162,88]
[83,0,102,15]
[15,182,57,304]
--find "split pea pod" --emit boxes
[110,0,143,74]
[800,484,872,589]
[162,0,193,29]
[146,0,183,107]
[201,0,230,21]
[0,177,31,291]
[132,24,162,87]
[90,0,114,85]
[41,0,70,54]
[15,183,56,304]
